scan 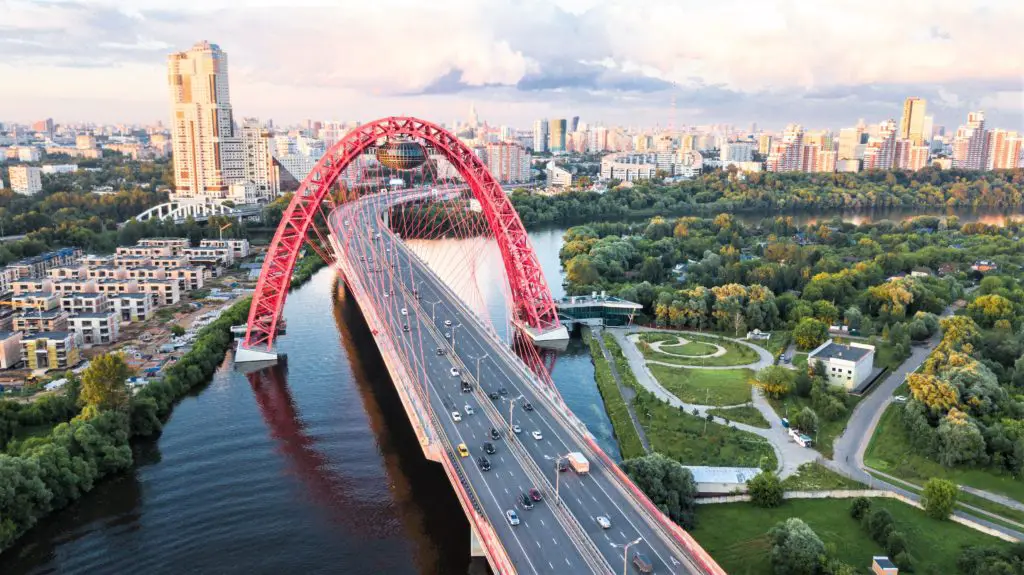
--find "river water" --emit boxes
[0,229,617,575]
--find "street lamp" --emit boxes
[505,394,524,439]
[427,299,441,322]
[612,537,643,575]
[471,353,489,383]
[546,453,571,505]
[450,322,462,350]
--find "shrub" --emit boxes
[748,471,784,508]
[850,496,871,520]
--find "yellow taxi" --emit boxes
[457,443,470,457]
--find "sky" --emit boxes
[1,0,1022,132]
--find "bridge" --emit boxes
[236,117,724,574]
[127,200,264,225]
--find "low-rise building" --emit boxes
[11,292,59,311]
[51,279,99,296]
[971,260,998,273]
[0,267,16,293]
[683,466,763,495]
[21,331,81,371]
[9,248,82,278]
[872,556,898,575]
[165,266,205,291]
[200,238,250,259]
[808,339,876,389]
[184,246,234,267]
[113,255,152,268]
[87,265,128,280]
[14,310,70,335]
[116,245,176,258]
[59,292,110,314]
[12,278,53,295]
[96,279,140,296]
[138,279,181,306]
[126,266,167,281]
[0,331,23,369]
[151,256,189,269]
[68,312,120,346]
[137,238,190,255]
[111,293,154,323]
[47,266,89,280]
[79,254,113,267]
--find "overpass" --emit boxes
[237,117,724,574]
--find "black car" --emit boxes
[519,493,534,510]
[490,428,501,440]
[522,401,534,412]
[498,388,508,396]
[489,391,500,400]
[482,442,496,454]
[477,457,491,471]
[461,380,472,393]
[402,324,410,332]
[436,348,445,356]
[558,460,569,472]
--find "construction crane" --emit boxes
[218,222,232,241]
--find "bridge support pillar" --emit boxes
[235,344,280,364]
[469,525,486,558]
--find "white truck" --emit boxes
[567,452,590,475]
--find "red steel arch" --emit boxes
[244,116,560,351]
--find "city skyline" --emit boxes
[1,0,1022,130]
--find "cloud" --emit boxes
[0,0,1022,129]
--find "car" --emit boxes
[436,348,445,356]
[444,320,452,327]
[402,324,410,332]
[482,442,496,454]
[400,308,408,316]
[520,493,534,510]
[444,332,451,339]
[477,456,491,471]
[344,220,351,227]
[529,488,542,502]
[489,391,500,400]
[383,292,389,298]
[558,460,569,472]
[512,425,522,434]
[450,368,460,377]
[531,430,543,440]
[359,256,365,261]
[522,401,534,412]
[451,411,461,422]
[461,380,472,392]
[505,509,520,526]
[490,428,501,440]
[498,387,508,396]
[893,395,908,403]
[596,516,611,529]
[457,443,469,457]
[464,404,474,415]
[414,292,421,300]
[633,553,653,573]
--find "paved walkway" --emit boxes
[646,336,727,358]
[629,328,775,371]
[593,327,651,454]
[608,327,817,478]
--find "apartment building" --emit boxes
[113,255,153,268]
[14,310,70,334]
[47,266,89,280]
[185,246,234,267]
[52,279,99,296]
[11,293,59,311]
[0,268,16,294]
[68,312,120,346]
[151,256,189,269]
[12,279,54,295]
[59,292,110,314]
[0,331,22,369]
[126,266,168,281]
[9,248,82,278]
[199,238,250,259]
[87,265,128,280]
[9,165,43,195]
[138,279,181,307]
[111,293,154,323]
[116,245,176,258]
[96,279,140,297]
[79,255,113,267]
[166,267,206,291]
[21,331,81,371]
[137,238,190,255]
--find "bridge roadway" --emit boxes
[329,191,709,575]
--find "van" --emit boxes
[632,553,653,573]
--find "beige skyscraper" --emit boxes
[167,41,242,202]
[899,97,928,145]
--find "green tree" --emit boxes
[80,353,132,411]
[768,517,825,575]
[748,471,784,508]
[621,453,698,528]
[793,317,829,350]
[169,324,185,337]
[793,407,820,434]
[752,366,794,399]
[850,496,871,520]
[922,477,958,520]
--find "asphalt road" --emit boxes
[330,190,707,574]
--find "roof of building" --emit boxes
[683,465,763,484]
[0,331,19,340]
[117,293,150,299]
[13,292,54,299]
[70,312,115,319]
[23,331,73,340]
[810,341,873,362]
[61,292,104,298]
[872,556,897,569]
[17,309,65,318]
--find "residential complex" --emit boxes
[9,165,42,195]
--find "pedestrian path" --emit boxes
[593,327,651,454]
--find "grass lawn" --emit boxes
[691,498,1009,575]
[762,331,791,358]
[585,331,646,460]
[647,364,753,407]
[872,340,910,370]
[781,462,865,491]
[865,403,1024,503]
[792,352,808,370]
[662,339,720,356]
[767,393,860,459]
[605,335,776,469]
[638,332,760,367]
[707,405,770,429]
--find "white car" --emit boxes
[451,411,462,422]
[893,395,908,403]
[531,430,543,441]
[444,320,452,327]
[512,425,522,434]
[464,405,474,415]
[401,308,408,316]
[596,516,611,529]
[450,367,460,377]
[506,509,520,526]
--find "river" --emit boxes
[0,229,617,575]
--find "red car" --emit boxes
[529,488,542,502]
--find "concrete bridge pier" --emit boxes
[470,525,486,558]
